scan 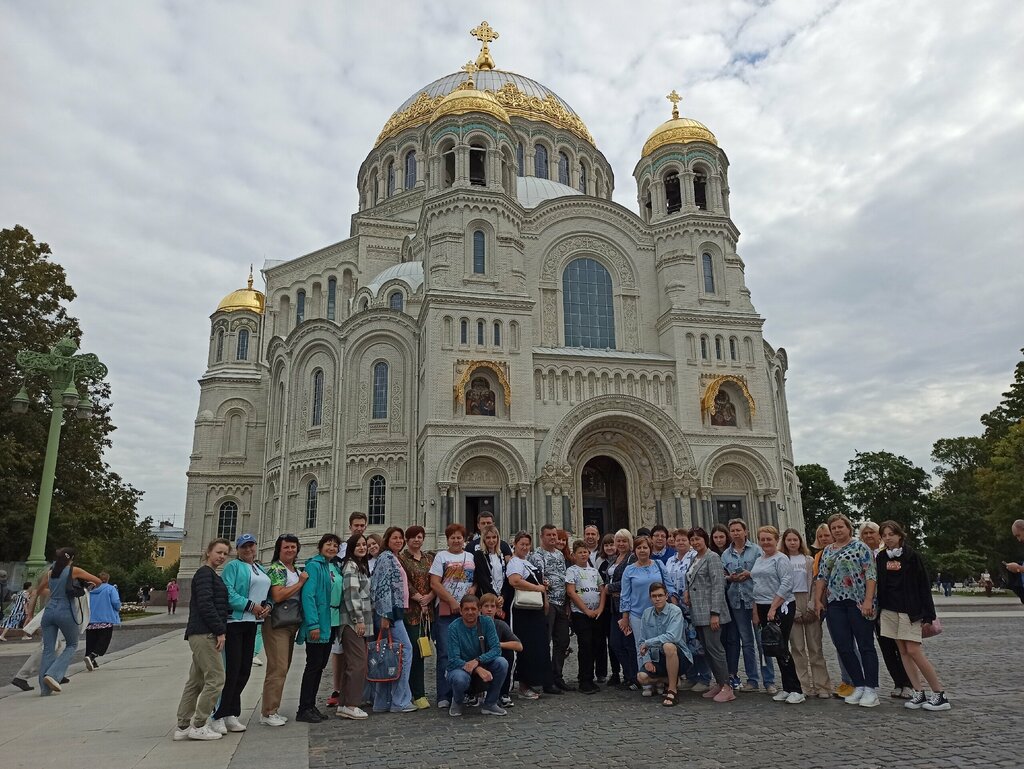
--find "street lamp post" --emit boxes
[11,335,108,580]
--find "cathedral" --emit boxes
[179,22,802,584]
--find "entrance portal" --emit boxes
[581,457,629,537]
[464,494,497,532]
[715,497,744,524]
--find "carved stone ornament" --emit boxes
[453,359,511,406]
[540,235,637,289]
[700,374,756,418]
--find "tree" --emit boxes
[930,547,986,582]
[0,225,153,568]
[977,421,1024,570]
[796,463,850,544]
[843,451,931,539]
[924,437,989,555]
[981,348,1024,443]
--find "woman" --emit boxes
[166,578,179,615]
[37,547,101,695]
[0,582,33,641]
[338,534,373,719]
[596,534,620,685]
[862,521,913,698]
[684,528,734,703]
[710,524,730,555]
[370,526,415,713]
[366,533,382,574]
[619,536,667,696]
[814,513,880,708]
[505,531,550,699]
[428,523,476,708]
[606,529,638,690]
[296,533,340,723]
[473,524,509,615]
[750,526,803,703]
[813,523,854,697]
[877,521,950,711]
[174,538,231,741]
[260,533,308,727]
[84,573,120,669]
[782,528,832,699]
[556,529,573,564]
[399,526,434,709]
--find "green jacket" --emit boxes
[297,554,333,645]
[221,559,269,622]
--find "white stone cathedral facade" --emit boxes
[180,25,802,585]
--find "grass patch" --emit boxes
[120,611,160,622]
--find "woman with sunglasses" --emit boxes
[260,533,308,727]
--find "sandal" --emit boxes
[662,691,678,707]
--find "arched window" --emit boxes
[305,480,318,529]
[404,150,417,189]
[493,321,501,346]
[665,172,682,213]
[715,337,723,360]
[469,143,486,186]
[217,501,238,541]
[579,162,587,193]
[372,175,379,203]
[236,328,249,361]
[442,143,455,188]
[700,336,709,360]
[215,330,224,362]
[534,144,549,179]
[472,230,486,274]
[476,320,485,346]
[702,253,716,294]
[388,291,403,311]
[276,382,285,441]
[460,319,468,345]
[386,160,395,197]
[729,338,738,361]
[558,152,570,185]
[516,143,524,176]
[296,290,306,324]
[311,369,324,427]
[368,475,386,525]
[694,170,708,210]
[327,277,337,321]
[562,257,616,349]
[372,362,389,419]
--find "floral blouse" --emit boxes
[817,540,877,604]
[398,548,434,625]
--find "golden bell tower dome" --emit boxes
[641,90,718,157]
[430,60,511,125]
[216,267,265,314]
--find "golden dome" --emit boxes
[431,65,511,125]
[641,90,718,157]
[216,269,265,314]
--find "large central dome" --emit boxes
[375,69,594,148]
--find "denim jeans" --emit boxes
[372,619,414,712]
[433,614,457,704]
[608,615,638,685]
[686,653,712,684]
[39,605,80,695]
[825,599,878,688]
[447,657,508,707]
[724,605,775,685]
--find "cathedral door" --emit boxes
[464,494,497,532]
[581,456,628,536]
[715,498,744,524]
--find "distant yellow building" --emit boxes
[152,521,185,569]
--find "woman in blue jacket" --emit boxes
[295,532,341,723]
[84,573,121,669]
[211,533,271,734]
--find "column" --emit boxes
[682,170,696,210]
[689,495,699,530]
[674,494,684,530]
[651,178,666,222]
[544,490,553,528]
[520,487,530,535]
[655,497,664,527]
[758,495,768,530]
[770,500,779,529]
[455,145,469,187]
[561,494,571,533]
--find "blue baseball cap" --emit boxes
[236,533,257,548]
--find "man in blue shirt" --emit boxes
[636,582,691,706]
[446,595,509,716]
[721,518,775,693]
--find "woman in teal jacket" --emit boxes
[295,533,340,723]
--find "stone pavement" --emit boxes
[0,602,1020,769]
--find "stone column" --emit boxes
[674,493,684,530]
[455,145,469,187]
[682,170,696,211]
[650,179,665,222]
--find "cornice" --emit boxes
[655,310,765,333]
[523,197,651,246]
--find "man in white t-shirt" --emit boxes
[566,541,606,694]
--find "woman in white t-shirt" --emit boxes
[782,528,833,699]
[506,531,551,700]
[428,523,476,708]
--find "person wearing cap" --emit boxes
[210,533,271,734]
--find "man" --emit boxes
[636,582,691,705]
[0,569,10,623]
[1004,519,1024,603]
[468,512,512,558]
[445,595,509,716]
[336,511,368,559]
[720,518,775,693]
[650,525,676,563]
[529,523,572,692]
[327,511,369,708]
[583,525,603,568]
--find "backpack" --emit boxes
[759,620,785,657]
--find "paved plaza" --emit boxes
[0,598,1020,769]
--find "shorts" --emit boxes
[642,656,670,678]
[879,609,922,642]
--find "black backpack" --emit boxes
[760,620,786,657]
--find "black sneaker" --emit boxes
[904,690,927,709]
[555,679,575,691]
[10,677,32,691]
[607,675,621,686]
[542,686,564,695]
[60,678,70,684]
[295,708,323,723]
[922,691,951,711]
[579,683,599,695]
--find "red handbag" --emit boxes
[921,618,942,638]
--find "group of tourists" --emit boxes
[173,508,953,741]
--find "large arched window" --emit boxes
[305,480,318,529]
[562,257,616,349]
[469,143,486,186]
[694,170,708,210]
[404,150,417,189]
[472,230,486,274]
[327,277,337,321]
[236,328,249,361]
[558,152,570,186]
[442,143,456,188]
[217,501,238,541]
[476,320,485,346]
[372,362,389,419]
[311,369,324,427]
[296,290,306,324]
[368,475,386,525]
[215,330,224,362]
[460,319,468,345]
[702,253,716,294]
[386,160,395,197]
[665,172,682,214]
[578,162,587,194]
[516,143,524,176]
[388,291,403,311]
[372,175,379,203]
[493,321,501,346]
[534,144,549,179]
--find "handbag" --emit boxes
[366,627,403,683]
[417,615,433,658]
[513,559,544,610]
[921,618,942,638]
[759,620,785,657]
[270,597,303,628]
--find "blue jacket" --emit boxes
[721,540,763,610]
[221,559,269,621]
[297,554,332,645]
[445,615,501,672]
[620,560,668,618]
[638,602,691,666]
[88,583,121,625]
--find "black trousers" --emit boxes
[545,603,571,682]
[876,623,912,689]
[299,641,333,711]
[755,602,801,694]
[85,626,114,658]
[212,622,258,719]
[570,613,602,685]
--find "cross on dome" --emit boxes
[470,21,499,71]
[666,89,682,119]
[460,60,479,89]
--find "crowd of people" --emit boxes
[172,509,957,741]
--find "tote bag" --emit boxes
[366,627,403,683]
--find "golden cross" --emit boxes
[247,264,254,290]
[461,60,478,88]
[470,21,499,70]
[666,90,682,119]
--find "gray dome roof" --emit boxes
[516,177,582,208]
[396,70,578,115]
[365,261,424,298]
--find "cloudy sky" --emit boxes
[2,1,1022,522]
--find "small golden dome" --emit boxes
[641,90,718,157]
[216,269,265,314]
[431,62,510,125]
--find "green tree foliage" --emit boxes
[796,463,850,543]
[844,451,931,538]
[924,437,990,555]
[977,421,1024,569]
[929,547,987,581]
[981,348,1024,443]
[0,225,154,571]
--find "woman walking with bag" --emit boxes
[782,528,832,698]
[337,534,373,719]
[399,526,434,709]
[370,527,416,713]
[37,547,101,695]
[750,526,803,704]
[505,531,550,700]
[260,534,307,727]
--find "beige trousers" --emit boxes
[789,592,833,695]
[176,635,226,729]
[260,622,296,716]
[339,625,368,707]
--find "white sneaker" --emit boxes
[859,689,880,708]
[208,718,228,735]
[437,699,450,709]
[786,692,806,704]
[223,715,247,732]
[172,727,191,741]
[690,682,710,694]
[772,690,791,702]
[641,685,654,697]
[259,713,287,727]
[844,686,866,705]
[337,706,368,720]
[187,725,223,741]
[252,656,263,667]
[84,655,95,672]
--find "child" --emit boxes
[480,593,522,708]
[565,541,607,694]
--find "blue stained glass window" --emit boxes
[389,291,403,311]
[305,480,318,529]
[562,258,616,349]
[372,362,389,419]
[311,370,324,426]
[516,143,524,176]
[534,144,549,179]
[327,277,336,320]
[217,501,237,541]
[296,290,305,324]
[703,253,716,294]
[473,230,485,274]
[558,152,570,186]
[404,151,417,189]
[368,475,386,525]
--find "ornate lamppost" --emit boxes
[10,335,108,579]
